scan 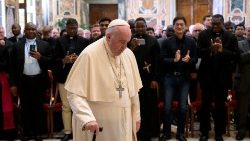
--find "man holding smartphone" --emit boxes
[128,17,161,141]
[9,22,53,141]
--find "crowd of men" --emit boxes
[0,14,250,141]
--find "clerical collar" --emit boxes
[26,38,36,43]
[67,35,77,39]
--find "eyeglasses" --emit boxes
[193,29,202,32]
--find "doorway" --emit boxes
[176,0,212,26]
[89,4,118,25]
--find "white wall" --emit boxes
[0,0,6,34]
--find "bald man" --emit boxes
[190,23,205,40]
[9,22,53,140]
[65,19,142,141]
[8,23,23,43]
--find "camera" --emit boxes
[137,38,146,45]
[30,45,36,52]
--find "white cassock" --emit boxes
[65,37,143,141]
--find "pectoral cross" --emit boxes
[143,61,151,73]
[116,83,124,98]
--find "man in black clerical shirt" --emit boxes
[129,17,161,141]
[198,14,240,141]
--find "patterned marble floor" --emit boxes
[1,124,250,141]
[1,135,250,141]
[4,136,249,141]
[1,131,247,141]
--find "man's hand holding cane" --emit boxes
[83,121,103,141]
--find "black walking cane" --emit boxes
[92,127,103,141]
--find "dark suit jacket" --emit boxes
[198,29,240,90]
[53,35,89,83]
[0,38,13,73]
[161,35,198,79]
[128,34,161,86]
[8,36,24,43]
[238,39,250,94]
[9,38,53,88]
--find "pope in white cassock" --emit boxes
[65,19,143,141]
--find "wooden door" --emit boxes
[89,4,118,25]
[176,0,212,26]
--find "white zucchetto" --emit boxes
[108,19,130,28]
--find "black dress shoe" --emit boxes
[36,137,43,141]
[21,136,30,141]
[236,132,245,140]
[61,133,72,141]
[176,134,187,141]
[159,134,171,141]
[199,135,208,141]
[215,135,224,141]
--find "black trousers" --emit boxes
[19,74,46,139]
[237,92,250,134]
[137,87,160,141]
[199,84,227,136]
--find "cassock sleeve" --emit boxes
[131,93,140,122]
[67,92,96,129]
[131,92,140,136]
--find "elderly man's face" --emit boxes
[106,26,131,56]
[51,29,60,38]
[192,26,203,39]
[24,23,37,39]
[77,30,84,37]
[83,30,91,39]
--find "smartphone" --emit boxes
[30,45,36,52]
[137,38,146,45]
